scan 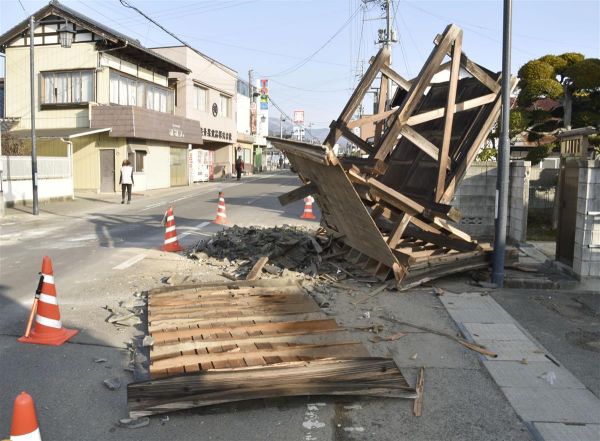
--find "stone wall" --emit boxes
[451,161,530,242]
[573,160,600,278]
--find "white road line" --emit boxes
[246,194,267,205]
[141,202,166,211]
[180,221,211,237]
[113,253,146,270]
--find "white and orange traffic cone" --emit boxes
[10,392,42,441]
[161,207,183,253]
[300,196,317,220]
[213,192,228,225]
[18,256,78,346]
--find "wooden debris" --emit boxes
[351,281,393,305]
[128,279,416,417]
[268,24,517,288]
[246,256,269,281]
[413,367,425,417]
[381,316,497,358]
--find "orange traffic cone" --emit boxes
[300,196,317,220]
[18,256,78,346]
[10,392,42,441]
[213,192,228,225]
[161,207,183,252]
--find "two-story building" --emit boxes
[0,0,204,193]
[152,45,237,179]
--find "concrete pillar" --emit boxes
[572,160,600,279]
[508,160,530,243]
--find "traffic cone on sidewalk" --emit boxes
[161,207,183,252]
[213,192,228,225]
[300,196,317,220]
[18,256,78,346]
[10,392,41,441]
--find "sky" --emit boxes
[1,0,599,128]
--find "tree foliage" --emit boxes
[516,52,600,130]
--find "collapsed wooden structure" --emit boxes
[128,279,416,417]
[270,24,518,288]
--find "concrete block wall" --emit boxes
[572,160,600,278]
[452,161,530,242]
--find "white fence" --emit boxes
[1,156,73,205]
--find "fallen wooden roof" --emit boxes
[269,24,518,287]
[128,279,416,417]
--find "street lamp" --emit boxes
[30,16,74,215]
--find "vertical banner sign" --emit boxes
[250,101,257,134]
[260,79,269,110]
[293,110,304,124]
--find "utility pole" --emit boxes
[30,15,39,215]
[491,0,513,287]
[279,115,284,138]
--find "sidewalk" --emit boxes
[0,171,286,226]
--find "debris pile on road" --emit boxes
[188,225,330,273]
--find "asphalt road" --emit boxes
[0,172,532,441]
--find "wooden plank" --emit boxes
[149,300,321,322]
[149,312,327,333]
[436,31,462,201]
[129,358,416,417]
[278,183,317,206]
[414,367,425,417]
[405,226,478,252]
[433,218,473,243]
[406,93,497,126]
[152,328,351,361]
[150,285,304,305]
[150,342,367,372]
[246,256,269,281]
[374,73,390,146]
[149,278,301,296]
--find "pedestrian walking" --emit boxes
[235,156,244,181]
[119,159,134,204]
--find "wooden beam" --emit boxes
[374,73,390,146]
[406,93,498,126]
[434,34,500,93]
[436,31,462,201]
[373,24,462,163]
[338,123,376,156]
[414,367,425,417]
[347,107,398,129]
[399,125,445,164]
[405,225,478,252]
[367,178,425,216]
[433,218,474,243]
[324,47,390,148]
[388,214,412,249]
[379,64,412,91]
[278,183,317,206]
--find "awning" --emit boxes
[128,142,149,154]
[8,127,111,140]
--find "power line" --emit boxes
[16,0,27,15]
[118,0,239,80]
[261,4,362,78]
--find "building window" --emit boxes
[237,79,249,97]
[110,71,173,114]
[41,70,94,105]
[220,94,231,118]
[194,86,207,112]
[135,151,145,172]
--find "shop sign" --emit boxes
[202,127,232,141]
